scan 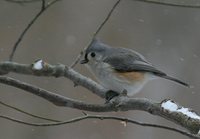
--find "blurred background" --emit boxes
[0,0,200,138]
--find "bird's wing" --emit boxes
[103,48,189,87]
[103,50,166,76]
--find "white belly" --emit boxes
[86,62,155,96]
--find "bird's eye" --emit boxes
[90,52,96,58]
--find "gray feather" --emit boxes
[103,47,166,76]
[103,53,189,87]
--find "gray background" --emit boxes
[0,0,200,139]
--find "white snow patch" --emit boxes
[198,130,200,135]
[161,100,178,112]
[177,107,200,120]
[161,100,200,120]
[33,60,43,70]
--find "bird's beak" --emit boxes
[80,53,89,64]
[80,59,88,64]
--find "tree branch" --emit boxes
[0,60,106,98]
[0,114,199,139]
[8,0,61,61]
[0,76,109,111]
[0,100,60,122]
[0,61,200,135]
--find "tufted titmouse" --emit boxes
[80,39,189,99]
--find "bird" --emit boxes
[80,39,189,100]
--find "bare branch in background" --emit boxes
[70,0,122,68]
[6,0,200,61]
[0,61,200,136]
[0,100,60,122]
[8,0,61,61]
[92,0,121,37]
[0,114,199,139]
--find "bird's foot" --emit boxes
[121,89,128,96]
[105,90,119,104]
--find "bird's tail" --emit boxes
[162,75,190,88]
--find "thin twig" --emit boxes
[0,100,60,122]
[70,0,122,68]
[93,0,121,37]
[134,0,200,8]
[0,114,199,139]
[8,0,60,61]
[41,0,45,10]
